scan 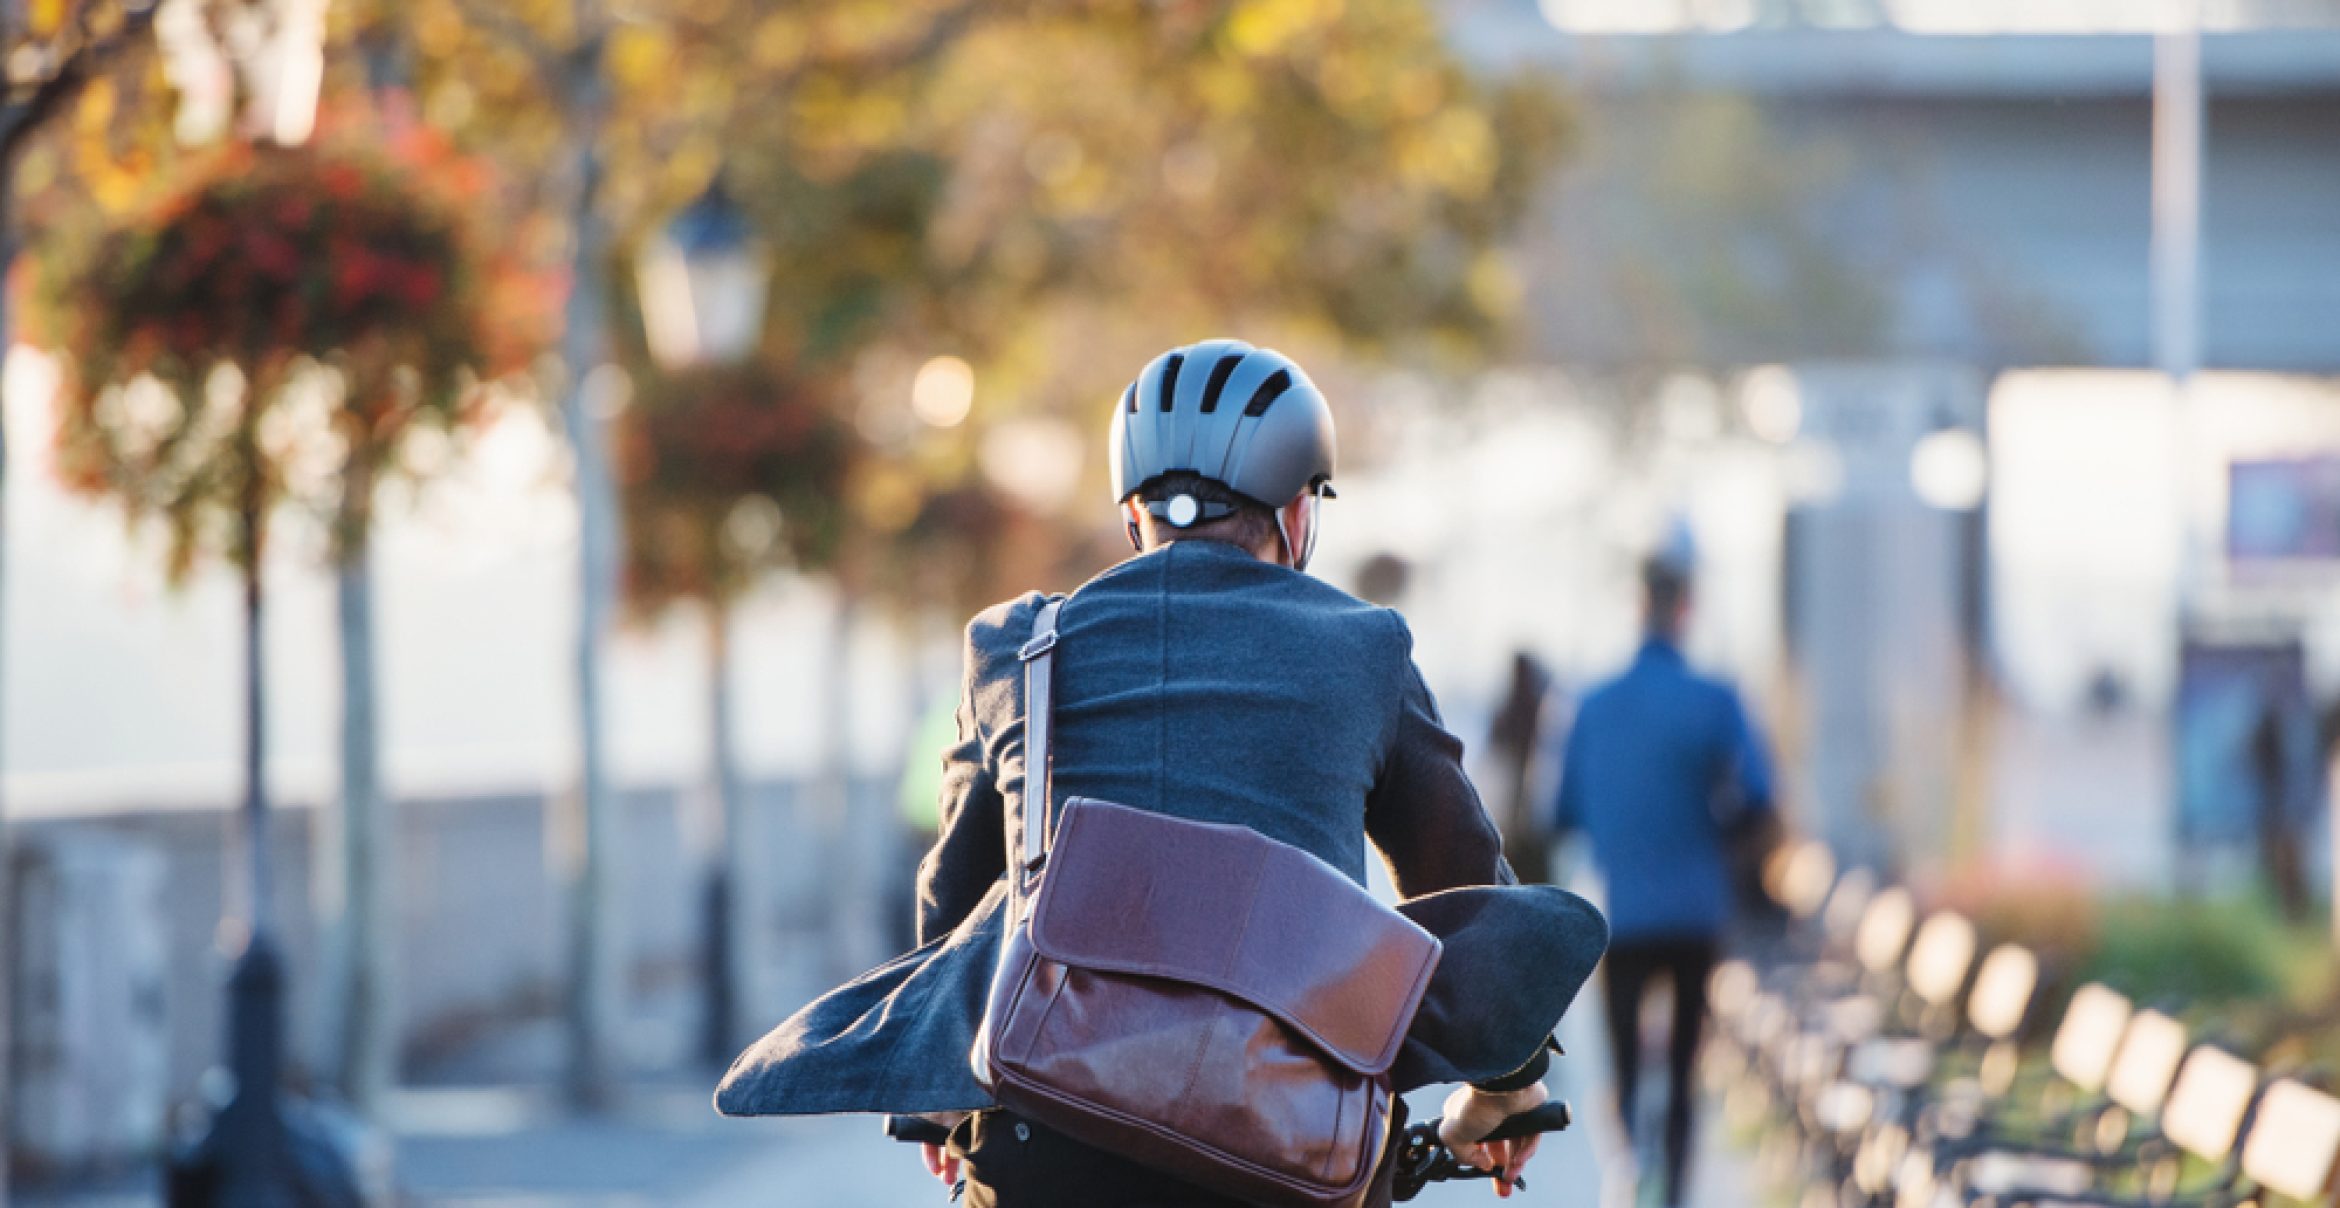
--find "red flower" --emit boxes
[272,195,313,231]
[335,250,383,310]
[245,228,300,281]
[319,164,365,201]
[395,263,442,309]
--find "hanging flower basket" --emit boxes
[616,358,860,612]
[43,129,546,571]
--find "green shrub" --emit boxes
[2078,895,2322,1010]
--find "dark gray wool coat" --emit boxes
[716,539,1609,1117]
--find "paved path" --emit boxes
[387,1052,1755,1208]
[385,1080,937,1208]
[18,1071,1761,1208]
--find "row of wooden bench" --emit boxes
[1705,845,2340,1207]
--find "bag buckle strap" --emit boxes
[1011,596,1066,917]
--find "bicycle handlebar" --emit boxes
[1478,1100,1574,1144]
[887,1099,1572,1203]
[1392,1100,1574,1202]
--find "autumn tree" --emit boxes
[342,0,1564,1087]
[615,355,854,1059]
[41,134,522,1163]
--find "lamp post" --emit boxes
[636,179,769,1064]
[640,180,769,370]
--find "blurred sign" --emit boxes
[2228,457,2340,562]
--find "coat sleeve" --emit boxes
[1364,617,1577,1092]
[912,614,1016,947]
[1364,651,1517,899]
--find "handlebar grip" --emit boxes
[883,1115,954,1145]
[1482,1100,1573,1143]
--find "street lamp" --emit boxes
[1910,425,1988,512]
[636,178,771,1066]
[639,179,769,370]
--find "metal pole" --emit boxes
[222,525,284,1202]
[2154,0,2210,898]
[325,484,392,1114]
[701,602,744,1065]
[553,11,622,1110]
[165,502,357,1206]
[0,178,15,1208]
[2151,2,2203,384]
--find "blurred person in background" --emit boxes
[1485,651,1558,885]
[892,688,961,950]
[1554,556,1775,1207]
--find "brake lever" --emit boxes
[1392,1119,1536,1199]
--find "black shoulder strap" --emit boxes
[1013,597,1065,896]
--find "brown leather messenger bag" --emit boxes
[971,597,1445,1208]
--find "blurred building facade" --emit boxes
[1437,6,2340,883]
[1466,20,2340,372]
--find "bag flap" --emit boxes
[1026,797,1441,1076]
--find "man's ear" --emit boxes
[1276,493,1315,570]
[1124,499,1146,552]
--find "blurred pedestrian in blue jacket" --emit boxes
[1555,556,1774,1207]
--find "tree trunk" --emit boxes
[213,471,292,1204]
[320,457,393,1115]
[700,602,745,1065]
[553,17,622,1110]
[0,174,15,1208]
[822,589,884,980]
[234,464,278,1028]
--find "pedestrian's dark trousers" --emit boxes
[948,1107,1404,1208]
[1601,935,1718,1208]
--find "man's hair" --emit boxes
[1642,556,1690,622]
[1134,471,1280,554]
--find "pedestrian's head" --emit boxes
[1642,556,1691,638]
[1110,339,1337,571]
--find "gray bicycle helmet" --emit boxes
[1109,339,1337,565]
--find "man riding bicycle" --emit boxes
[717,340,1608,1206]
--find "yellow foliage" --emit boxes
[607,25,674,95]
[338,0,1570,578]
[751,13,808,73]
[88,168,139,215]
[75,77,117,130]
[852,461,923,535]
[1391,66,1445,122]
[1313,51,1377,124]
[414,3,466,59]
[1404,106,1497,199]
[1227,0,1347,57]
[28,0,65,38]
[1194,59,1257,118]
[666,136,721,198]
[1467,252,1525,321]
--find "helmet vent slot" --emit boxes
[1241,370,1292,417]
[1198,353,1243,413]
[1122,382,1137,413]
[1158,353,1185,412]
